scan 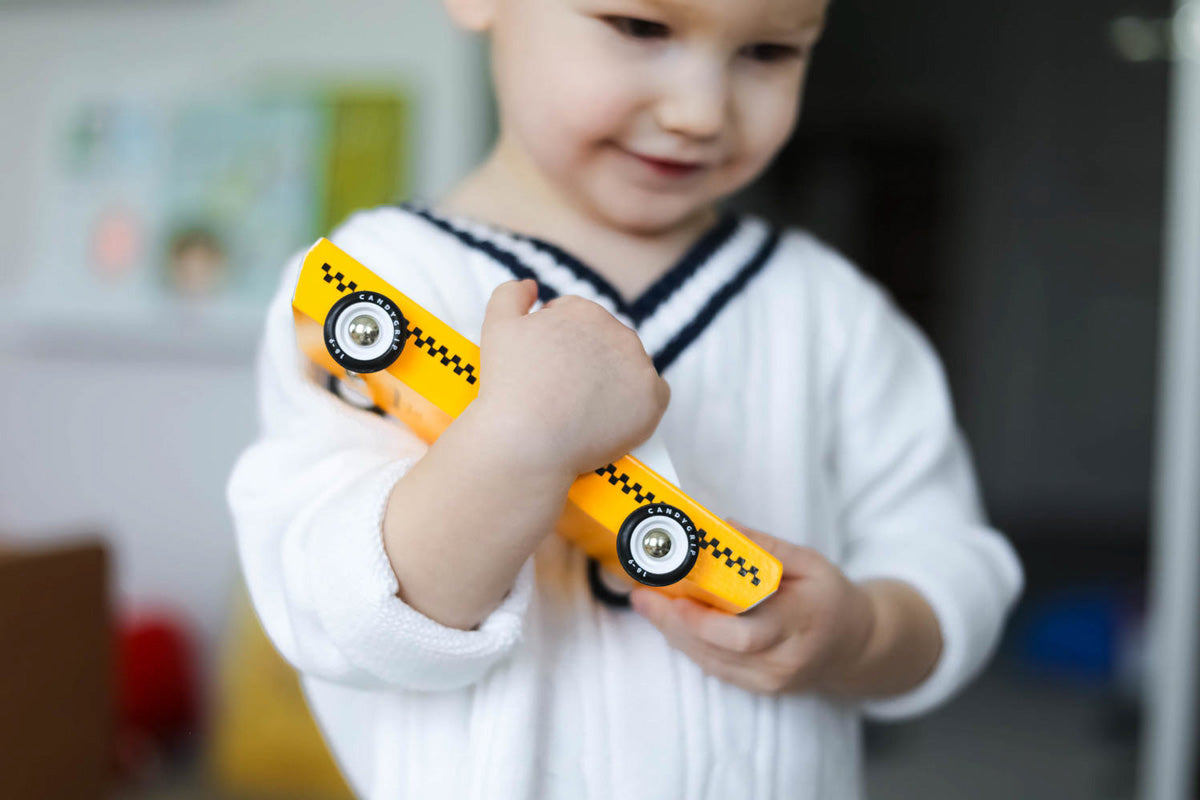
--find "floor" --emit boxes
[863,669,1140,800]
[118,666,1141,800]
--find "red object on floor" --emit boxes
[117,614,199,746]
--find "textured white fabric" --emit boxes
[225,204,1023,800]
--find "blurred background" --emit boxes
[0,0,1196,798]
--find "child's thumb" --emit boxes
[484,278,539,323]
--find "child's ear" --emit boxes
[442,0,497,32]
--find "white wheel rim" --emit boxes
[334,301,396,363]
[629,514,689,576]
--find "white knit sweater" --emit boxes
[225,203,1023,800]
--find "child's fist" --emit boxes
[629,519,876,696]
[474,279,671,480]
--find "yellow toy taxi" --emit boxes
[292,237,781,614]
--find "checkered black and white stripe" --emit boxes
[406,324,478,385]
[696,532,762,586]
[321,262,359,293]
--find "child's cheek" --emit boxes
[735,81,803,176]
[540,49,644,153]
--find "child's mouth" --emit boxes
[625,149,704,179]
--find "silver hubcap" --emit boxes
[642,528,673,559]
[348,315,380,347]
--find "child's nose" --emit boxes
[653,63,728,141]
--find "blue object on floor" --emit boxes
[1013,586,1123,683]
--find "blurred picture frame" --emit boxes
[13,83,411,360]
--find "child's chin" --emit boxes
[594,195,708,235]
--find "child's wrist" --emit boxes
[816,582,882,698]
[817,579,943,700]
[457,400,579,489]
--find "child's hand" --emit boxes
[473,279,671,480]
[629,519,878,696]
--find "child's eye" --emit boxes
[740,43,804,63]
[603,16,670,40]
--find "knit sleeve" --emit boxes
[830,276,1023,721]
[225,213,534,692]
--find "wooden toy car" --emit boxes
[292,237,781,614]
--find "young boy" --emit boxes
[226,0,1024,797]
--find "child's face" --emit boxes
[453,0,828,234]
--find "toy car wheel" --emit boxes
[586,558,633,608]
[323,292,408,373]
[616,503,699,587]
[326,373,385,417]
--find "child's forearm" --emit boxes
[823,579,943,699]
[382,401,577,631]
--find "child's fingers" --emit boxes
[632,591,744,663]
[632,591,795,694]
[631,591,701,647]
[483,278,539,325]
[631,590,781,656]
[668,593,784,655]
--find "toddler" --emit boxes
[226,0,1024,797]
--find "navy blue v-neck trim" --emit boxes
[396,201,781,375]
[399,204,560,306]
[504,214,740,326]
[399,202,738,324]
[653,229,780,372]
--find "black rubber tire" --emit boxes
[325,373,386,417]
[323,291,409,374]
[615,503,699,587]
